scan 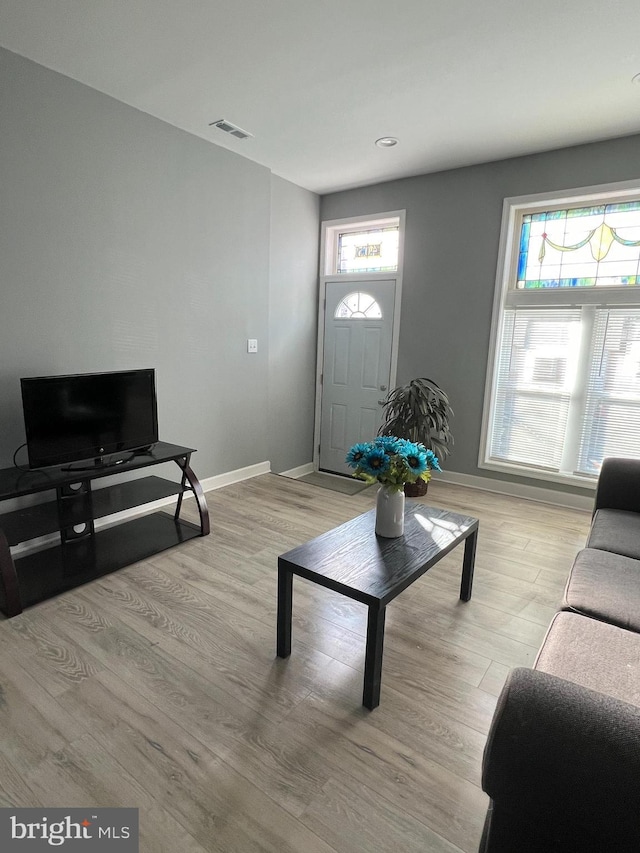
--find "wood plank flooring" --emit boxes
[0,474,592,853]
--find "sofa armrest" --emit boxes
[482,667,640,851]
[593,456,640,513]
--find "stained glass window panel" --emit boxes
[337,227,399,274]
[516,201,640,288]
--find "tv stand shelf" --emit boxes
[0,442,210,617]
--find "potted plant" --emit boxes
[378,377,453,496]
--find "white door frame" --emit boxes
[313,210,406,472]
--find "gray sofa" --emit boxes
[480,457,640,852]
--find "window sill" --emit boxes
[478,459,597,491]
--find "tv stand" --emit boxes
[62,453,134,472]
[0,442,209,617]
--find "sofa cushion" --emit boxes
[535,611,640,707]
[563,548,640,633]
[587,508,640,560]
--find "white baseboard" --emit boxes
[198,460,271,492]
[278,462,314,478]
[274,460,592,511]
[436,470,593,511]
[261,458,593,511]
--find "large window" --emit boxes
[482,185,640,486]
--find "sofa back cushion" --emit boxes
[587,508,640,560]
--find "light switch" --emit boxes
[247,339,258,353]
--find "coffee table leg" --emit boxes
[277,561,293,658]
[460,527,478,602]
[363,603,386,710]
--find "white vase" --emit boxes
[375,485,405,538]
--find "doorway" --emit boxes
[317,279,398,474]
[314,210,405,477]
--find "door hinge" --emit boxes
[320,373,323,385]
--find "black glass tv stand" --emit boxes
[62,453,135,472]
[0,442,210,618]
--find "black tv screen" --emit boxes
[20,369,158,469]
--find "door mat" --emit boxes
[294,471,372,495]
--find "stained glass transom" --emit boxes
[334,292,383,319]
[516,201,640,289]
[337,227,399,274]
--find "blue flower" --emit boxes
[345,435,442,486]
[402,446,428,475]
[424,449,442,471]
[360,447,390,477]
[345,442,371,469]
[375,436,403,454]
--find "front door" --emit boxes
[319,280,396,474]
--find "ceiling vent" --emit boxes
[208,118,253,140]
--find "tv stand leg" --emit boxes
[0,528,22,617]
[175,456,210,536]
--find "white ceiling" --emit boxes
[2,0,640,194]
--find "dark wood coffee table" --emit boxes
[276,500,479,709]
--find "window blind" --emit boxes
[489,308,582,470]
[577,309,640,475]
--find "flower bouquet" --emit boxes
[346,437,441,537]
[346,436,441,490]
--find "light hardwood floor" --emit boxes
[0,474,592,852]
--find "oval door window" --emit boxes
[334,292,383,319]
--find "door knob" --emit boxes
[380,384,387,391]
[378,400,386,405]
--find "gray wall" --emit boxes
[0,47,319,478]
[268,176,319,472]
[321,135,640,496]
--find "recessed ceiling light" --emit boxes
[375,137,398,148]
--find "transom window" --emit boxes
[322,212,403,277]
[337,226,399,274]
[517,201,640,289]
[482,185,640,486]
[334,292,383,319]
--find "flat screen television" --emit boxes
[20,369,158,470]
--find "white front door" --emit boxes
[319,280,396,474]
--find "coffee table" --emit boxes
[276,500,478,709]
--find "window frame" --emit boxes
[480,180,640,489]
[321,212,403,277]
